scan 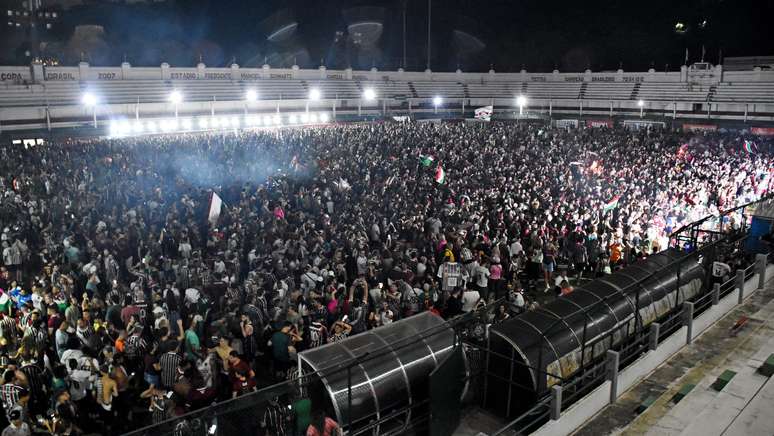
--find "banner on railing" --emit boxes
[751,127,774,136]
[586,119,613,128]
[555,119,578,129]
[475,105,493,121]
[683,123,718,132]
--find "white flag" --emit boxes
[207,192,223,225]
[475,105,493,121]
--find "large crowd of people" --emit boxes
[0,120,770,435]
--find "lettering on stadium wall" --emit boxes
[45,72,76,80]
[530,76,547,82]
[327,74,344,79]
[0,72,27,82]
[591,76,615,82]
[564,76,584,82]
[241,73,262,80]
[170,72,198,80]
[622,76,645,82]
[203,72,232,80]
[270,73,293,79]
[169,73,199,80]
[97,72,117,80]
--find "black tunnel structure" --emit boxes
[486,248,706,417]
[298,312,465,434]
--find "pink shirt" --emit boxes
[490,264,502,280]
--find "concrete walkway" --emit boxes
[572,277,774,436]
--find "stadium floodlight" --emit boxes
[637,99,645,107]
[146,121,157,133]
[263,115,272,126]
[432,96,443,114]
[638,99,645,118]
[300,113,310,124]
[516,95,528,116]
[198,117,209,129]
[81,92,97,107]
[230,117,240,128]
[310,113,319,123]
[132,121,144,134]
[219,117,229,128]
[363,88,377,101]
[308,88,321,101]
[170,119,180,132]
[273,114,282,125]
[181,118,193,131]
[210,117,220,128]
[289,114,298,124]
[320,112,330,123]
[169,90,183,105]
[245,89,258,102]
[82,92,98,128]
[169,90,183,118]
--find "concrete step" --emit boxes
[720,375,774,436]
[677,360,770,436]
[643,309,774,436]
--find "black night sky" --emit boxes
[4,0,774,71]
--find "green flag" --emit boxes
[420,155,435,167]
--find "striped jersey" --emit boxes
[159,352,182,388]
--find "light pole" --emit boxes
[426,0,431,71]
[245,89,257,115]
[81,92,97,128]
[516,95,527,117]
[433,96,442,114]
[638,99,645,118]
[308,87,321,113]
[362,88,376,117]
[169,90,183,119]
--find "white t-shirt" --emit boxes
[475,265,490,288]
[462,290,481,312]
[509,241,523,257]
[68,368,92,401]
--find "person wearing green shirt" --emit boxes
[184,314,202,362]
[293,397,311,436]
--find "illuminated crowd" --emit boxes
[0,121,770,435]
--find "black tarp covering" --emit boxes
[299,312,462,433]
[487,249,706,417]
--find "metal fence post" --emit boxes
[649,322,660,351]
[756,253,768,290]
[737,269,746,304]
[712,283,720,306]
[550,385,562,420]
[607,350,620,404]
[683,301,695,344]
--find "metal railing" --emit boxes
[489,194,772,435]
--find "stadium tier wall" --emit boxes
[1,62,774,131]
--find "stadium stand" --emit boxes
[637,82,711,102]
[411,81,466,98]
[713,82,774,103]
[357,80,414,99]
[524,81,583,99]
[584,82,636,100]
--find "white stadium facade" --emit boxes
[0,59,773,135]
